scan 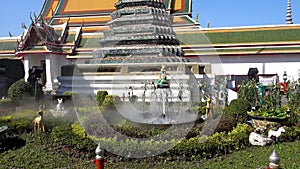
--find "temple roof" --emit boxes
[178,24,300,56]
[38,0,194,28]
[1,1,300,59]
[0,37,20,59]
[70,24,300,59]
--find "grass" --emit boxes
[1,107,299,168]
[0,131,299,169]
[104,141,300,169]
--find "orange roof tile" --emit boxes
[40,0,192,26]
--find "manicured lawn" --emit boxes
[105,141,300,169]
[1,132,299,169]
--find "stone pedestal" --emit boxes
[57,62,204,102]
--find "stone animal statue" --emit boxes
[268,126,286,139]
[249,129,272,146]
[56,98,64,111]
[33,109,45,132]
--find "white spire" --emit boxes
[286,0,293,24]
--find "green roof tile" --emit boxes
[0,41,18,51]
[78,37,101,49]
[177,28,300,45]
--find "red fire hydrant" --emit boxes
[94,143,105,169]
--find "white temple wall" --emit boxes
[24,54,45,82]
[211,63,264,76]
[264,62,300,81]
[212,53,300,82]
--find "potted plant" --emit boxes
[247,84,288,128]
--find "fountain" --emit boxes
[65,0,204,126]
[112,63,200,125]
[67,1,226,159]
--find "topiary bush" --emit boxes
[215,115,238,133]
[96,90,108,107]
[7,79,33,101]
[101,94,121,111]
[224,98,250,119]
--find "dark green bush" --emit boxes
[63,91,78,99]
[0,99,15,114]
[0,116,32,136]
[101,94,121,110]
[215,115,238,133]
[96,90,108,107]
[113,120,164,138]
[169,124,252,160]
[281,126,300,142]
[51,124,95,152]
[7,79,33,101]
[224,98,250,119]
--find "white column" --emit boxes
[45,55,53,91]
[23,56,30,82]
[45,54,65,92]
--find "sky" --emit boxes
[0,0,299,37]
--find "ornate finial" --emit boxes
[21,22,27,29]
[286,0,293,24]
[95,142,104,160]
[195,13,199,23]
[206,20,210,28]
[8,31,13,37]
[269,149,280,169]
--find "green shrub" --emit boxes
[51,124,95,151]
[101,94,121,111]
[227,123,253,149]
[237,79,258,107]
[281,126,300,142]
[63,91,78,99]
[71,123,87,137]
[7,79,33,101]
[288,93,300,108]
[96,90,108,107]
[215,115,238,133]
[0,116,32,136]
[0,98,14,107]
[224,98,250,119]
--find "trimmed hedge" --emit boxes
[101,95,121,111]
[7,79,33,101]
[96,90,108,107]
[224,98,250,119]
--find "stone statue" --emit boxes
[205,97,211,119]
[156,64,170,88]
[33,107,45,132]
[249,128,272,146]
[56,98,64,111]
[268,126,286,143]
